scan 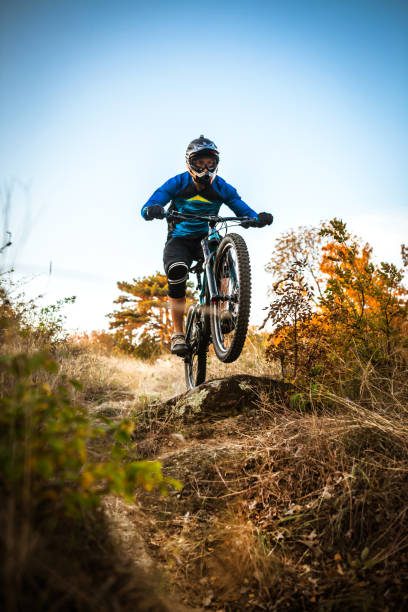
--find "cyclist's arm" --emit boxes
[141,174,183,219]
[216,177,258,218]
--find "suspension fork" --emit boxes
[201,239,218,301]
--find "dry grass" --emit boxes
[207,332,280,381]
[53,329,275,408]
[3,306,407,610]
[0,498,186,612]
[61,336,408,609]
[128,378,408,611]
[0,323,188,610]
[56,347,186,402]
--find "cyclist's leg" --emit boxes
[163,238,193,334]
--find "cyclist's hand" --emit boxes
[255,212,273,227]
[241,213,273,228]
[145,205,166,220]
[241,217,255,228]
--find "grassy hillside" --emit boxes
[1,326,408,610]
[100,353,408,611]
[1,217,407,610]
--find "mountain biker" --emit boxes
[141,135,273,356]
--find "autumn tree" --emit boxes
[263,224,327,379]
[71,330,118,354]
[401,244,408,268]
[265,223,326,299]
[264,219,408,391]
[318,219,407,364]
[262,259,314,378]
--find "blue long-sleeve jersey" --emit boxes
[141,172,257,238]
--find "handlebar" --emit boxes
[166,210,256,225]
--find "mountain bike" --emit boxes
[167,211,258,390]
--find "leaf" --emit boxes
[114,429,131,444]
[69,379,83,391]
[279,513,305,522]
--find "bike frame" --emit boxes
[184,225,220,345]
[199,225,220,302]
[167,211,251,343]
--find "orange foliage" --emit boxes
[264,219,408,388]
[71,330,118,354]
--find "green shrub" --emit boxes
[0,352,181,517]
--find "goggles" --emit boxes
[190,157,218,172]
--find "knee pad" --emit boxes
[166,262,189,298]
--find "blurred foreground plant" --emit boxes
[0,352,181,518]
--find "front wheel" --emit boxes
[184,305,207,390]
[210,233,251,363]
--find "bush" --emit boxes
[0,352,181,516]
[264,219,408,402]
[0,272,184,610]
[0,272,76,355]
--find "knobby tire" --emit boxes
[210,233,251,363]
[184,305,207,389]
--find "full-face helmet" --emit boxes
[185,135,219,184]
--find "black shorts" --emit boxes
[163,236,204,298]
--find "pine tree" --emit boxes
[107,272,195,355]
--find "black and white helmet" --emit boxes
[185,135,220,184]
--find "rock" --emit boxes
[159,375,292,423]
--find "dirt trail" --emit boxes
[99,374,408,611]
[101,376,292,611]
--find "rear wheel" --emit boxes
[210,233,251,363]
[184,305,208,390]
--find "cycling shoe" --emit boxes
[171,333,188,356]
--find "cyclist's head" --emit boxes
[186,135,219,184]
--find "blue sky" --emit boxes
[1,0,407,331]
